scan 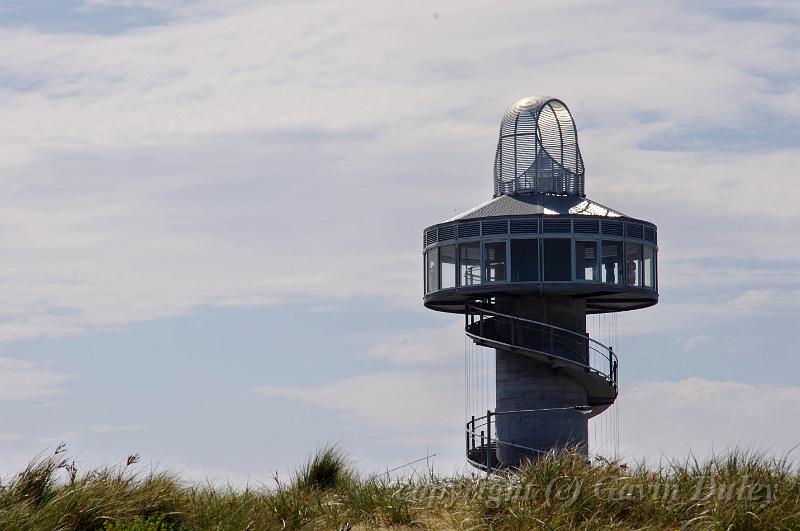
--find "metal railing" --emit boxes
[465,405,594,473]
[465,303,617,388]
[463,265,481,286]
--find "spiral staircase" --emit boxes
[463,302,617,472]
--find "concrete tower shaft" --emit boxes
[494,295,589,464]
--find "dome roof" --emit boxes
[494,96,585,197]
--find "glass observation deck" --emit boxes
[422,214,658,314]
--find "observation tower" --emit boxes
[422,96,659,470]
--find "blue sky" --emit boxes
[0,1,169,34]
[0,0,798,483]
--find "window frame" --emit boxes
[438,244,458,290]
[542,237,573,282]
[482,239,509,283]
[510,237,541,282]
[425,247,439,294]
[574,239,600,282]
[600,239,623,285]
[423,219,658,294]
[625,241,644,287]
[458,241,482,288]
[642,244,655,289]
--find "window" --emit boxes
[439,245,457,289]
[643,245,655,288]
[423,254,427,293]
[459,243,481,286]
[484,241,507,282]
[543,239,571,281]
[426,247,439,293]
[510,239,539,281]
[602,241,622,284]
[626,242,643,287]
[575,241,598,281]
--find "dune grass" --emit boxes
[0,444,797,530]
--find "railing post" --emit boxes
[609,347,614,379]
[585,332,590,366]
[480,430,485,467]
[486,410,493,474]
[471,415,475,450]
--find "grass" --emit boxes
[0,444,797,530]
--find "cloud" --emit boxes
[618,377,800,462]
[680,334,710,352]
[254,368,463,447]
[0,0,799,484]
[365,321,464,365]
[87,424,144,433]
[0,358,72,400]
[79,0,254,18]
[0,0,796,343]
[622,289,800,336]
[257,370,800,466]
[0,433,27,443]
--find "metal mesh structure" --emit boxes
[494,96,585,197]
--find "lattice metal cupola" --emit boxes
[494,96,585,197]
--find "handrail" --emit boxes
[465,407,592,471]
[465,302,617,387]
[494,405,594,416]
[466,303,610,351]
[465,325,608,381]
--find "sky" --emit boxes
[0,0,798,484]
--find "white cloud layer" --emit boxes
[0,0,799,480]
[619,377,800,463]
[365,321,465,365]
[254,368,463,448]
[623,288,800,336]
[0,1,796,339]
[257,372,800,465]
[88,424,144,433]
[0,357,72,400]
